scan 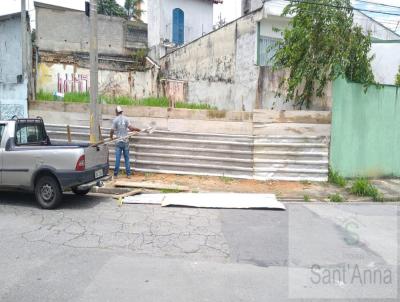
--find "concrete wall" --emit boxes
[148,0,214,59]
[36,62,158,99]
[330,78,400,178]
[0,14,28,119]
[29,100,331,137]
[370,42,400,85]
[35,2,147,56]
[160,11,331,111]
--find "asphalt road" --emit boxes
[0,192,399,302]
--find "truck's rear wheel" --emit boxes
[35,175,62,209]
[71,187,91,196]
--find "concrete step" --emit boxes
[132,144,253,160]
[254,136,329,144]
[147,130,253,142]
[254,151,328,161]
[131,152,253,168]
[132,136,253,151]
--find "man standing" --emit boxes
[110,106,140,179]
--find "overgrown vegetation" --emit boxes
[272,0,375,108]
[350,178,382,201]
[303,194,311,202]
[36,91,217,110]
[329,193,344,203]
[328,168,347,187]
[97,0,143,20]
[395,66,400,86]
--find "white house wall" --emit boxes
[148,0,214,59]
[0,15,28,120]
[370,42,400,85]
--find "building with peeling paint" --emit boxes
[0,12,31,120]
[34,2,158,100]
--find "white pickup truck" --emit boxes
[0,118,109,209]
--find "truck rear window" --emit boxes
[0,124,4,143]
[15,122,46,145]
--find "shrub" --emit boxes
[395,66,400,86]
[350,178,382,201]
[329,193,344,203]
[328,168,347,187]
[304,194,311,202]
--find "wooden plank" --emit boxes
[114,181,189,191]
[112,189,143,200]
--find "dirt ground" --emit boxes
[109,172,341,200]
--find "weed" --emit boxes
[36,90,53,101]
[329,193,344,203]
[303,194,311,202]
[350,178,383,201]
[220,176,234,183]
[175,102,217,110]
[160,189,181,193]
[301,180,311,185]
[144,172,154,178]
[63,92,90,102]
[328,168,347,187]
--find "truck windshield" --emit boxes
[15,122,46,145]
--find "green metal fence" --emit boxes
[330,78,400,178]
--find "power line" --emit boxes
[353,0,400,10]
[280,0,400,16]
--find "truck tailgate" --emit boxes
[84,144,109,169]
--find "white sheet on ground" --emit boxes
[123,193,285,210]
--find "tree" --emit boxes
[396,66,400,86]
[272,0,375,109]
[98,0,126,17]
[124,0,144,20]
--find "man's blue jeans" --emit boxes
[114,141,131,176]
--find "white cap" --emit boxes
[116,106,123,113]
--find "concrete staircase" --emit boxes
[46,124,329,181]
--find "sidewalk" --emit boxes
[97,172,399,202]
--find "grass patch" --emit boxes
[175,102,217,110]
[36,90,53,101]
[64,92,90,103]
[219,176,234,184]
[160,189,182,193]
[350,178,382,201]
[329,193,344,203]
[36,91,220,110]
[328,168,347,187]
[303,194,311,202]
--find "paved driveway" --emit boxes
[0,192,398,301]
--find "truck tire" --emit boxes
[71,187,91,196]
[35,175,63,209]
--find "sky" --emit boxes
[0,0,399,33]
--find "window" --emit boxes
[172,8,184,45]
[258,36,279,67]
[15,122,46,145]
[0,124,5,143]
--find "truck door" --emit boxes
[0,124,5,184]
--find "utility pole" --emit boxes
[21,0,26,79]
[89,0,100,143]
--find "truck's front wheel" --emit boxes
[35,175,62,209]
